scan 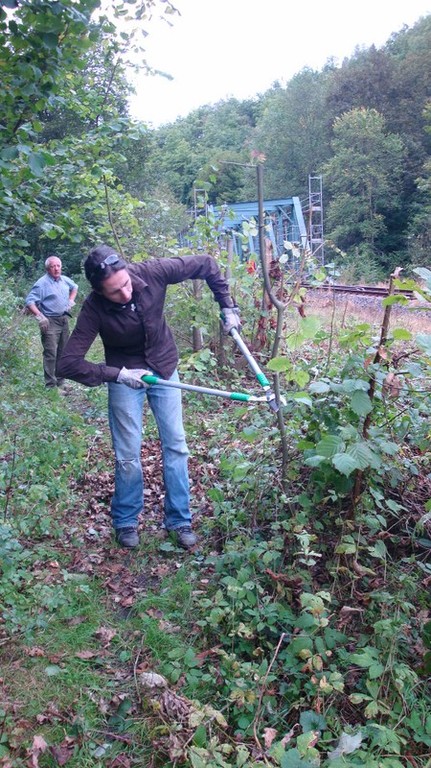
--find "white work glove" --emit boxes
[36,314,49,333]
[220,306,241,335]
[117,368,152,389]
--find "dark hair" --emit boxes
[84,244,128,290]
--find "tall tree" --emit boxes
[0,0,178,271]
[244,69,333,201]
[321,108,405,258]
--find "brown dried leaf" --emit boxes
[263,727,277,748]
[94,627,117,646]
[27,735,48,768]
[75,650,96,659]
[50,741,75,766]
[26,647,45,657]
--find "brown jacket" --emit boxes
[57,254,234,386]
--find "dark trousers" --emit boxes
[41,316,70,387]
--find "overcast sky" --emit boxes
[127,0,431,127]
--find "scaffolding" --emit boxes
[307,175,324,265]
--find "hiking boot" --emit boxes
[116,527,139,548]
[174,526,197,550]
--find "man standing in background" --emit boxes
[25,255,78,388]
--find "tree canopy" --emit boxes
[0,3,430,276]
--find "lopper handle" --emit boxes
[229,327,271,387]
[141,374,255,402]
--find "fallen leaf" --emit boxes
[27,735,48,768]
[75,650,96,659]
[94,627,117,646]
[328,730,363,760]
[263,727,277,748]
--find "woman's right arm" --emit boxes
[57,301,119,387]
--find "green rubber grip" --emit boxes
[256,372,270,387]
[142,375,159,384]
[230,392,250,402]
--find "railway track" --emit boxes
[302,283,415,299]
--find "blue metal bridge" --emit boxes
[210,197,309,261]
[180,177,324,265]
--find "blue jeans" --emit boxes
[107,370,190,532]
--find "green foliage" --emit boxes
[322,108,405,254]
[0,0,184,272]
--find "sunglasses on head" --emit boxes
[89,253,121,281]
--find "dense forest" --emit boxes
[1,3,431,768]
[1,0,430,281]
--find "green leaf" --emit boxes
[281,748,314,767]
[368,662,385,678]
[240,428,260,442]
[377,439,398,456]
[189,749,211,768]
[392,327,412,340]
[192,724,207,747]
[385,498,405,512]
[382,294,409,306]
[1,146,19,160]
[299,710,327,732]
[367,540,388,559]
[42,33,59,49]
[347,442,380,470]
[159,541,176,552]
[364,700,379,718]
[350,648,380,667]
[290,392,313,407]
[413,267,431,286]
[304,455,326,468]
[299,316,320,339]
[292,369,310,387]
[45,664,62,676]
[267,356,291,372]
[416,333,431,356]
[335,537,357,554]
[331,453,359,476]
[28,151,47,176]
[349,389,373,417]
[235,746,250,767]
[316,434,344,458]
[183,648,199,667]
[309,380,330,394]
[297,440,315,450]
[342,378,369,393]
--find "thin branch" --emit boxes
[353,268,400,506]
[103,175,125,257]
[3,434,18,520]
[252,632,286,763]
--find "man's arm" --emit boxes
[63,276,78,309]
[25,282,50,331]
[68,287,78,309]
[26,302,44,319]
